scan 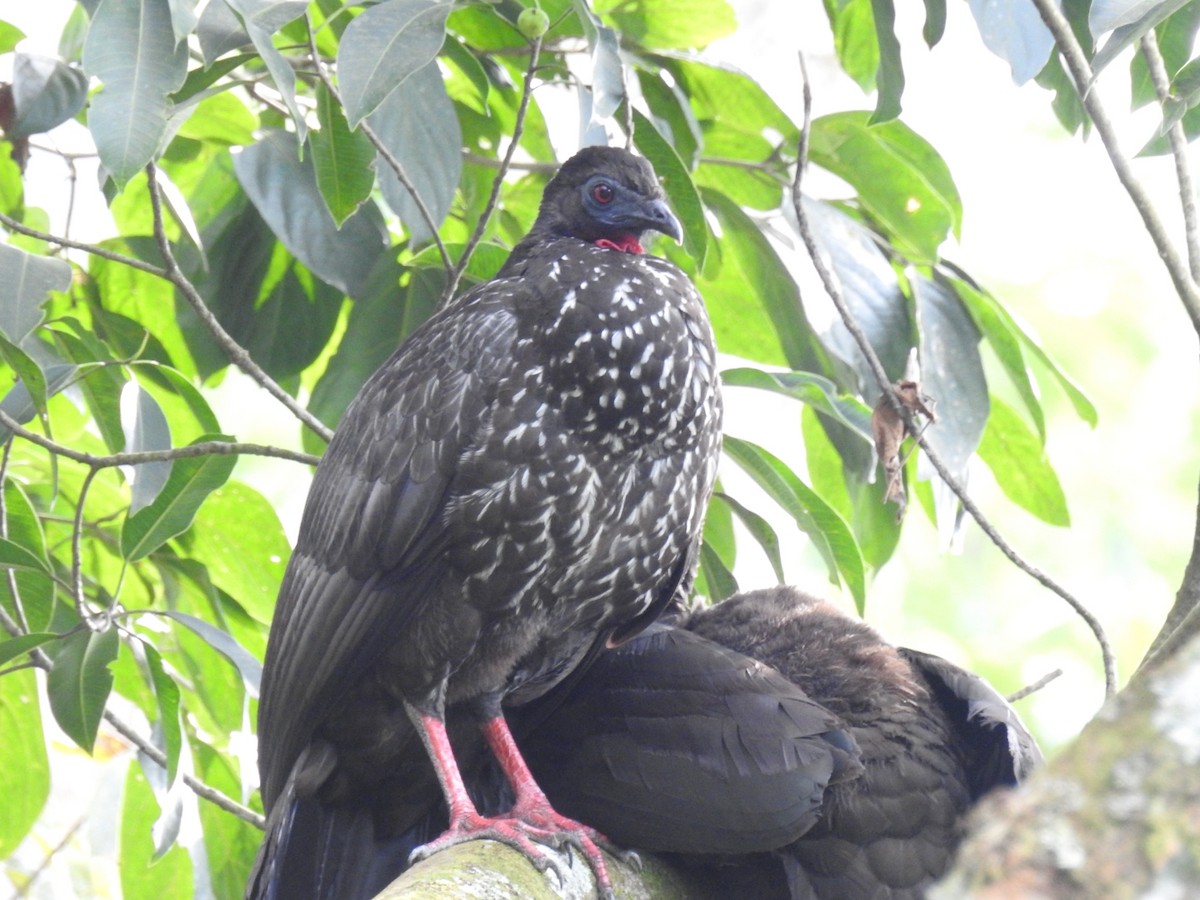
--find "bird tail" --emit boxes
[245,786,420,900]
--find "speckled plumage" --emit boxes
[248,147,721,899]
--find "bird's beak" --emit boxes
[640,198,684,244]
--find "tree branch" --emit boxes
[144,165,335,442]
[791,54,1118,697]
[441,36,544,306]
[1029,0,1200,335]
[0,409,319,468]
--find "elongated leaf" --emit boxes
[234,131,388,298]
[121,435,237,561]
[808,111,961,261]
[714,492,786,584]
[0,22,25,56]
[1094,0,1192,70]
[8,53,89,139]
[698,541,738,601]
[724,435,866,608]
[338,0,451,127]
[368,62,461,245]
[722,367,873,442]
[0,632,57,668]
[0,243,71,343]
[0,362,77,443]
[47,626,120,753]
[197,0,250,63]
[313,82,376,227]
[193,738,264,900]
[977,396,1070,526]
[0,335,47,414]
[869,0,904,122]
[594,0,735,48]
[0,536,51,573]
[120,761,193,900]
[143,643,182,785]
[161,610,262,697]
[188,482,290,625]
[82,0,189,185]
[0,669,49,857]
[122,381,174,515]
[223,0,309,138]
[966,0,1056,83]
[631,107,707,267]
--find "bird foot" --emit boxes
[410,809,624,899]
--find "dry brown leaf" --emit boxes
[871,380,937,520]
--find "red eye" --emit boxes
[592,183,614,204]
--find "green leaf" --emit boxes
[593,0,736,49]
[313,82,376,227]
[120,435,237,561]
[123,381,174,515]
[234,130,389,298]
[923,0,947,45]
[722,367,874,442]
[47,626,119,753]
[723,435,866,609]
[82,0,189,186]
[663,56,798,145]
[222,0,309,139]
[188,483,290,625]
[48,321,130,453]
[0,632,58,667]
[808,111,961,261]
[825,0,880,92]
[142,643,182,785]
[171,53,255,105]
[696,190,827,372]
[0,21,25,55]
[368,62,462,245]
[120,762,193,899]
[174,88,258,147]
[951,274,1044,440]
[698,541,738,601]
[0,482,56,634]
[967,0,1056,82]
[631,107,707,266]
[0,243,71,343]
[1094,0,1191,71]
[337,0,451,127]
[0,334,48,414]
[0,536,52,573]
[0,362,77,443]
[913,275,988,485]
[714,492,786,584]
[0,669,49,857]
[977,396,1070,526]
[868,0,904,122]
[7,52,90,139]
[161,609,263,697]
[193,739,264,900]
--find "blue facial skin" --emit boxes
[582,175,683,244]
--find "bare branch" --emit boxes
[0,209,169,276]
[791,53,1118,697]
[144,164,334,442]
[1007,668,1063,703]
[71,466,101,621]
[1029,0,1200,336]
[0,408,319,468]
[442,36,544,305]
[1139,29,1200,283]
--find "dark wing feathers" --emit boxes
[258,294,520,809]
[898,646,1043,797]
[516,625,862,855]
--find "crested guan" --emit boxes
[245,146,722,900]
[516,586,1043,899]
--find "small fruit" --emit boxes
[518,5,550,40]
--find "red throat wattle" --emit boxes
[594,234,644,254]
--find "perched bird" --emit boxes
[516,587,1042,898]
[246,146,722,899]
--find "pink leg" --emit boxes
[405,705,619,898]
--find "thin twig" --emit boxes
[1029,0,1200,335]
[0,209,169,276]
[102,708,266,829]
[71,467,100,622]
[0,438,31,635]
[442,36,544,305]
[144,164,334,443]
[0,409,318,467]
[304,17,452,273]
[1007,668,1064,703]
[792,53,1118,697]
[1139,29,1200,284]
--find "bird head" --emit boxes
[533,146,683,254]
